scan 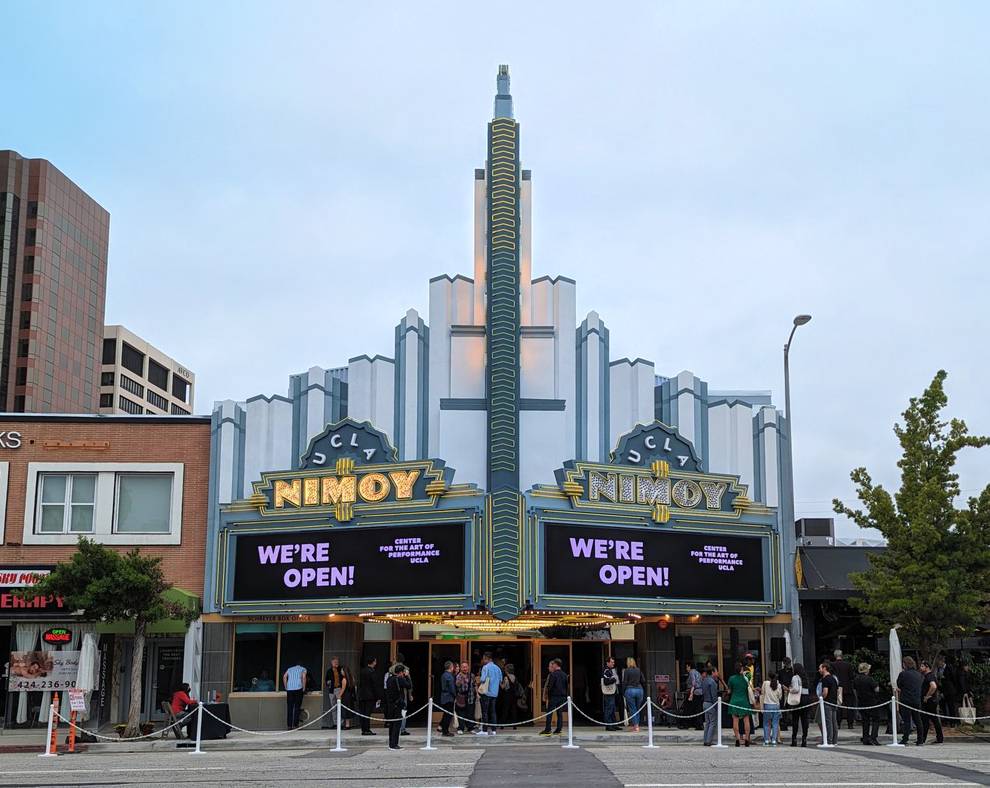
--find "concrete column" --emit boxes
[200,622,233,699]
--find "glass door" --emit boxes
[144,639,184,721]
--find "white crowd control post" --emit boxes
[713,697,728,748]
[38,702,57,758]
[191,701,205,755]
[816,696,834,749]
[887,696,904,747]
[421,698,436,751]
[642,699,656,749]
[562,696,578,749]
[331,698,346,752]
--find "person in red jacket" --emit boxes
[171,682,198,737]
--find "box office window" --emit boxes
[37,473,96,533]
[675,624,765,693]
[115,473,172,533]
[232,623,323,692]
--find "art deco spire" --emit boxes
[493,64,514,119]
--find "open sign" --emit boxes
[42,627,72,645]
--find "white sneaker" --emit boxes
[491,729,497,736]
[475,730,488,736]
[456,730,464,735]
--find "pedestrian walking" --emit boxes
[896,657,924,746]
[358,656,379,735]
[760,672,783,745]
[818,662,838,745]
[323,656,349,729]
[852,662,881,745]
[455,661,476,733]
[701,665,720,746]
[727,661,752,746]
[601,656,619,731]
[477,652,502,735]
[621,657,647,733]
[831,650,856,730]
[385,663,411,750]
[788,663,811,747]
[439,660,457,737]
[540,658,569,736]
[919,660,944,745]
[283,661,308,729]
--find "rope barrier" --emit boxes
[570,699,652,727]
[55,708,198,743]
[893,700,990,721]
[339,700,571,729]
[328,702,430,724]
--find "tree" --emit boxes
[833,370,990,664]
[19,538,199,737]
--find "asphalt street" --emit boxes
[0,741,987,787]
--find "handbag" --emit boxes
[747,681,756,706]
[478,678,490,695]
[787,684,801,706]
[960,693,976,724]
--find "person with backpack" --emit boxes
[601,656,619,731]
[498,662,521,730]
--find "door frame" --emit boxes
[144,637,185,721]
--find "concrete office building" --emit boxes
[99,325,195,416]
[0,151,109,414]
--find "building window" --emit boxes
[120,375,144,398]
[102,338,116,364]
[114,473,172,533]
[15,367,27,386]
[21,284,32,302]
[99,393,113,408]
[147,359,169,391]
[172,376,189,403]
[13,395,25,412]
[232,625,278,692]
[17,340,28,358]
[120,342,144,376]
[28,201,38,218]
[170,403,190,415]
[101,371,115,387]
[25,228,36,246]
[37,473,97,534]
[23,255,34,273]
[19,311,31,329]
[118,395,143,414]
[146,390,167,411]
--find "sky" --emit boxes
[2,1,988,537]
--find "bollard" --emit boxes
[562,696,579,749]
[816,696,834,748]
[642,699,656,748]
[886,696,904,747]
[190,701,205,755]
[421,698,437,751]
[331,698,347,752]
[713,697,728,748]
[38,702,57,758]
[68,710,77,754]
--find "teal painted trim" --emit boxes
[441,398,487,410]
[519,398,565,411]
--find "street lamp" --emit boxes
[783,313,810,665]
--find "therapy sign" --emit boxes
[232,523,465,601]
[544,523,765,601]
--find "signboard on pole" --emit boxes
[8,650,81,691]
[68,688,86,712]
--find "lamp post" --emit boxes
[783,314,811,666]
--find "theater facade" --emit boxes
[201,67,798,727]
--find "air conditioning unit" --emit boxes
[795,517,834,546]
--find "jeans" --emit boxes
[790,705,810,744]
[763,703,780,742]
[821,703,838,745]
[624,687,645,726]
[440,700,455,734]
[860,707,880,743]
[456,703,474,732]
[286,689,304,728]
[542,696,566,733]
[480,694,497,732]
[388,719,402,748]
[603,693,616,726]
[921,699,943,743]
[703,700,718,745]
[359,699,375,733]
[900,703,923,743]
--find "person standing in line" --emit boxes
[283,661,308,730]
[601,656,619,731]
[852,662,881,745]
[621,657,647,733]
[358,656,379,735]
[439,660,457,737]
[385,663,411,750]
[831,650,856,730]
[919,660,944,745]
[455,661,476,734]
[788,663,811,747]
[499,663,520,729]
[939,657,959,727]
[727,662,752,746]
[777,657,793,732]
[685,660,703,730]
[760,672,783,745]
[323,656,348,730]
[388,653,414,736]
[818,662,839,745]
[701,665,720,746]
[540,658,569,736]
[896,656,925,746]
[477,652,501,736]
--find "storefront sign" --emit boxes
[0,430,21,449]
[42,627,73,645]
[8,650,80,691]
[231,522,466,601]
[68,688,87,712]
[0,566,66,617]
[543,523,765,601]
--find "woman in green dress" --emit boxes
[726,661,752,746]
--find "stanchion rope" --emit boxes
[339,700,569,728]
[52,707,198,742]
[570,699,651,727]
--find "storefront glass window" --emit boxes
[233,624,277,692]
[279,624,322,691]
[115,473,172,533]
[720,625,763,687]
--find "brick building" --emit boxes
[0,413,210,728]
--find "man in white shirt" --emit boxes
[283,662,308,729]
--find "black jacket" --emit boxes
[440,670,457,705]
[385,673,411,716]
[853,673,879,707]
[545,670,569,699]
[359,666,379,702]
[832,659,855,691]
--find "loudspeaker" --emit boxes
[675,635,694,663]
[770,637,786,662]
